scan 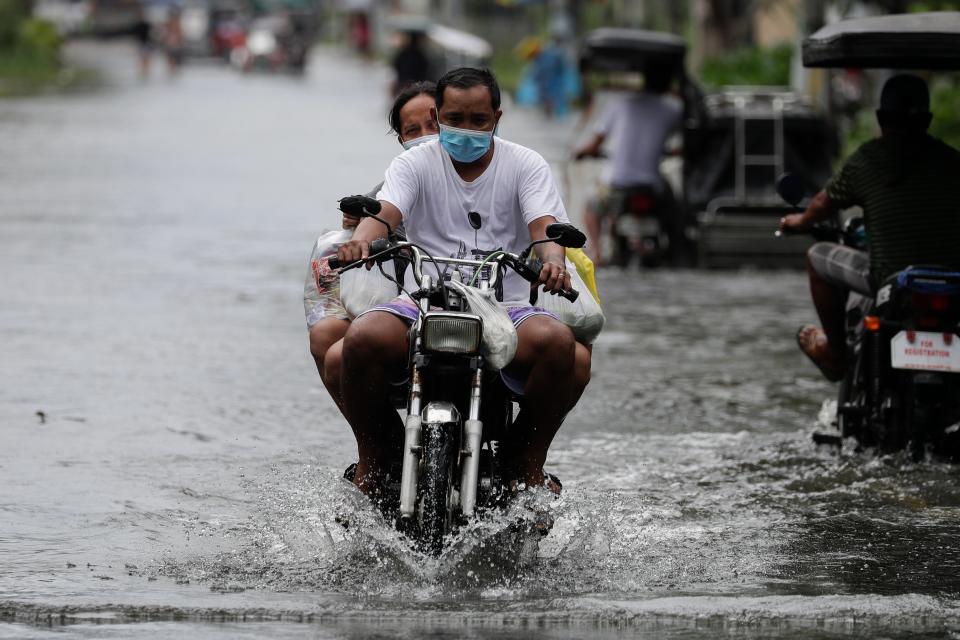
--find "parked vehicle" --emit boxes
[781,11,960,458]
[329,197,583,554]
[209,1,247,60]
[691,88,835,268]
[386,16,493,78]
[230,10,314,73]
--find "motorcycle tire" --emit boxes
[876,389,908,454]
[639,237,663,269]
[837,354,865,440]
[417,422,457,555]
[612,233,632,268]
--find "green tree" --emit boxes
[700,42,793,88]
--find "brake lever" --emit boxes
[328,242,397,272]
[512,256,580,302]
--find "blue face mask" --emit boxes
[439,123,495,163]
[401,133,438,151]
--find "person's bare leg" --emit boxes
[509,340,591,491]
[320,339,348,415]
[309,319,350,376]
[502,316,578,487]
[340,311,409,492]
[584,206,604,265]
[804,253,846,370]
[570,342,592,407]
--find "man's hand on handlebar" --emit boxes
[336,238,371,268]
[538,257,571,295]
[573,133,605,162]
[778,213,811,235]
[335,200,401,269]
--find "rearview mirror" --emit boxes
[546,223,587,249]
[338,195,382,218]
[338,194,390,235]
[775,173,805,207]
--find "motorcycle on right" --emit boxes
[777,174,960,459]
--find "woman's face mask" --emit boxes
[401,133,438,151]
[438,123,494,163]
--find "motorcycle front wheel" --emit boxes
[417,422,457,554]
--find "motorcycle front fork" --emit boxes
[398,364,485,520]
[459,367,484,517]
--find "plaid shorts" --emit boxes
[807,242,872,295]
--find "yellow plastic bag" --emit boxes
[537,255,605,344]
[565,248,601,305]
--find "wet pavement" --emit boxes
[2,41,960,639]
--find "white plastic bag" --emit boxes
[447,280,518,370]
[304,230,352,328]
[340,260,402,319]
[536,257,605,344]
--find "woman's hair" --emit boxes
[388,81,437,136]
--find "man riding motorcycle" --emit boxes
[574,62,682,265]
[335,67,591,496]
[779,74,960,381]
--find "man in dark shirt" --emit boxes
[779,74,960,381]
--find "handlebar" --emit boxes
[327,237,389,270]
[573,150,607,161]
[521,257,579,302]
[776,225,836,241]
[775,221,844,244]
[330,240,579,302]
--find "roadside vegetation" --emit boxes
[0,0,93,96]
[700,43,793,89]
[843,76,960,158]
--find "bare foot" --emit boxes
[352,461,385,497]
[515,469,562,496]
[796,325,844,382]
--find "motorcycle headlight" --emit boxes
[421,312,482,355]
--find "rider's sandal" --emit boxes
[334,463,360,529]
[509,472,563,497]
[543,472,563,496]
[342,462,358,483]
[796,325,844,382]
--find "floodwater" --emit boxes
[2,42,960,640]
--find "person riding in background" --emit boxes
[574,63,682,264]
[391,30,432,96]
[307,82,438,416]
[334,67,591,497]
[779,74,960,381]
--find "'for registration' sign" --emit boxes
[891,331,960,372]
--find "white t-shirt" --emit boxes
[377,137,569,304]
[596,91,682,189]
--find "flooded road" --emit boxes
[3,41,960,639]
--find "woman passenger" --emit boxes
[306,81,438,414]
